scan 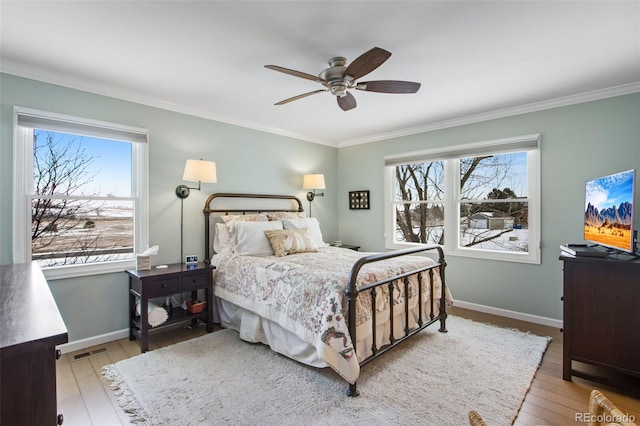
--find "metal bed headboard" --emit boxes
[203,193,304,262]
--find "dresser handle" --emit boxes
[56,349,62,360]
[161,284,168,288]
[57,413,64,425]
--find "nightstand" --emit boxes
[330,243,360,251]
[126,263,214,352]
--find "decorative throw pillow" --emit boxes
[282,217,327,248]
[266,211,305,221]
[264,228,318,257]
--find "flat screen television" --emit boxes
[584,169,636,254]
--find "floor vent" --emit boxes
[73,352,91,360]
[72,347,108,361]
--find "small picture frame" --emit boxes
[349,190,370,210]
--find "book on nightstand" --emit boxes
[560,244,609,258]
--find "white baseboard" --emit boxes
[57,328,130,354]
[453,300,563,330]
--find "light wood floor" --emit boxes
[57,307,640,425]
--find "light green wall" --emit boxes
[2,73,638,341]
[338,93,640,320]
[0,73,338,341]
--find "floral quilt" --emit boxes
[213,246,448,384]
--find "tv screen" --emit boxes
[584,169,636,253]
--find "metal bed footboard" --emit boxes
[345,245,447,397]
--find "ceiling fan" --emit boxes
[265,47,421,111]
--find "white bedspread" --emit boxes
[213,246,450,383]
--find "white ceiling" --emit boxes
[1,1,639,147]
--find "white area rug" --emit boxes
[103,316,550,425]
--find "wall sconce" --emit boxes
[176,159,217,261]
[302,173,325,217]
[175,159,217,199]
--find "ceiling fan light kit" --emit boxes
[265,47,420,111]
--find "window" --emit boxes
[384,135,540,264]
[13,107,149,279]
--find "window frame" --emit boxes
[12,106,149,279]
[384,134,541,264]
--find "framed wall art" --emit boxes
[349,190,370,210]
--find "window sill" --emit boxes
[42,259,135,280]
[385,242,540,264]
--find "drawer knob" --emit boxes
[161,284,168,288]
[58,413,64,425]
[56,349,62,360]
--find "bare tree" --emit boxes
[31,131,116,265]
[394,161,446,244]
[395,154,525,249]
[32,131,96,246]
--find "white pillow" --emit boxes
[222,213,269,234]
[234,221,284,256]
[282,217,327,248]
[213,223,233,254]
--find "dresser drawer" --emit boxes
[181,272,208,291]
[146,277,180,297]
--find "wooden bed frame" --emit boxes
[203,193,448,396]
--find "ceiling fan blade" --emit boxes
[356,80,421,94]
[274,89,326,105]
[265,65,326,83]
[343,47,391,80]
[337,92,357,111]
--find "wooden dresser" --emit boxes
[560,253,640,388]
[1,262,68,425]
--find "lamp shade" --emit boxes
[182,159,217,183]
[303,174,325,190]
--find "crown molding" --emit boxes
[3,60,637,150]
[338,82,640,147]
[0,60,337,147]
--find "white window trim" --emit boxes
[384,134,541,264]
[12,106,149,279]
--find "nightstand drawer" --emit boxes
[146,277,180,297]
[181,272,208,291]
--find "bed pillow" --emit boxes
[264,228,318,257]
[266,211,305,221]
[213,223,233,254]
[234,220,284,256]
[222,213,269,235]
[282,217,327,247]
